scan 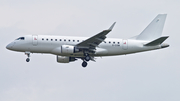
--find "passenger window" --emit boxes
[73,40,75,42]
[113,42,115,44]
[77,40,79,42]
[69,40,70,42]
[51,39,53,41]
[64,39,66,41]
[104,41,106,43]
[118,42,120,44]
[109,41,111,43]
[55,39,57,41]
[42,38,44,40]
[46,39,48,41]
[59,39,61,41]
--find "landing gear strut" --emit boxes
[25,51,30,62]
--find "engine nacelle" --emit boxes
[61,45,78,54]
[57,56,76,63]
[51,45,79,55]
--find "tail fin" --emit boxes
[136,14,167,41]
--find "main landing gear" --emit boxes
[26,58,30,62]
[82,53,91,67]
[25,51,30,62]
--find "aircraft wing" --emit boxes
[76,22,116,50]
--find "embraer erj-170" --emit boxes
[6,14,169,67]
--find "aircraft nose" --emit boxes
[6,42,14,50]
[6,44,11,49]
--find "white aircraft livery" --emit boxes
[6,14,169,67]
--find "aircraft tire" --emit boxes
[26,58,30,62]
[82,61,87,67]
[85,56,90,61]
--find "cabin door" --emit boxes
[32,35,38,46]
[122,39,128,50]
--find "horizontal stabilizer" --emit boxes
[144,36,169,46]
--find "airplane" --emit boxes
[6,14,169,67]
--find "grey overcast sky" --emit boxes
[0,0,180,101]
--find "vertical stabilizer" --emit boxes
[136,14,167,41]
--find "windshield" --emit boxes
[16,37,25,40]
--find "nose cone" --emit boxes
[6,44,11,50]
[6,42,14,50]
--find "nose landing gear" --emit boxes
[25,51,30,62]
[26,58,30,62]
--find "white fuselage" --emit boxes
[6,35,162,57]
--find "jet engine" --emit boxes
[51,45,79,55]
[57,56,76,63]
[61,45,79,54]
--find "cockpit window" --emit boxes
[16,37,25,40]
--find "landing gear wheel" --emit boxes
[82,61,87,67]
[25,51,31,62]
[85,56,90,61]
[26,58,30,62]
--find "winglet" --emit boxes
[108,22,116,30]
